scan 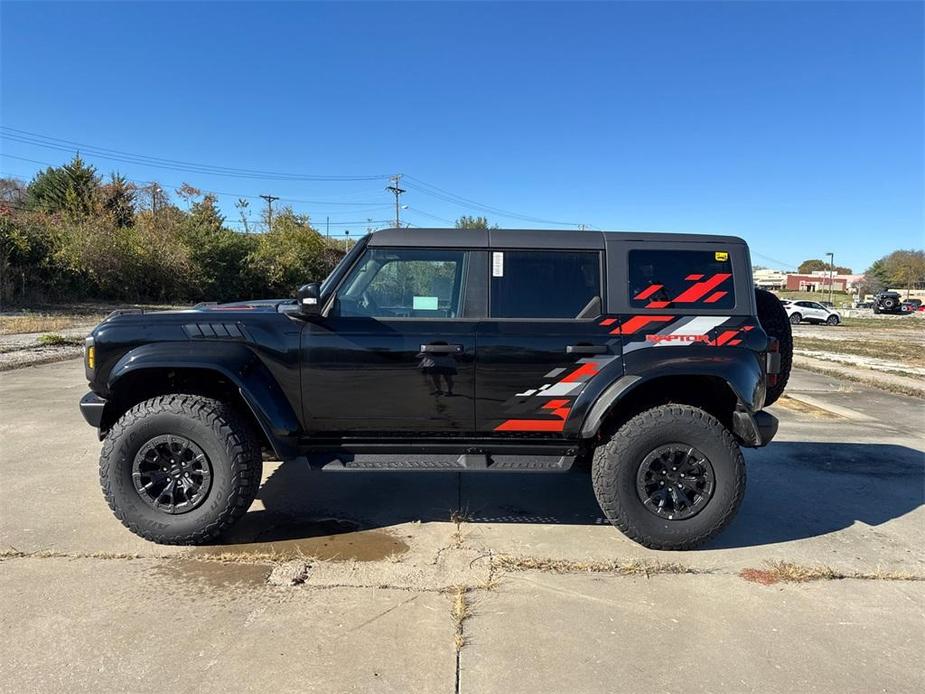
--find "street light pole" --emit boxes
[826,252,834,305]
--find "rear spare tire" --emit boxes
[755,288,792,406]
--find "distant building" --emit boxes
[753,268,789,289]
[784,271,863,293]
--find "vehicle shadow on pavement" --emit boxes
[219,442,924,550]
[711,442,924,549]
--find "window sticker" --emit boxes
[715,251,728,262]
[492,252,504,277]
[412,296,439,310]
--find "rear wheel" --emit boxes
[755,288,792,406]
[591,405,746,550]
[100,394,262,544]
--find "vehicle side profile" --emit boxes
[80,228,791,550]
[782,299,841,325]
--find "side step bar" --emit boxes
[307,453,575,473]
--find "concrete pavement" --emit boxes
[1,359,923,692]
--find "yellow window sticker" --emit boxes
[715,251,729,262]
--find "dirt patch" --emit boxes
[0,312,106,335]
[773,395,844,420]
[192,518,410,562]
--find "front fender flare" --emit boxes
[106,342,300,459]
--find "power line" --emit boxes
[0,154,388,207]
[0,127,393,182]
[402,174,584,227]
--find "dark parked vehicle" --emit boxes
[873,291,908,314]
[80,229,789,550]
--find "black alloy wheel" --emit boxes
[635,444,715,521]
[132,434,213,514]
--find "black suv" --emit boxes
[80,229,791,550]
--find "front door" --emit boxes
[475,249,620,433]
[301,247,482,434]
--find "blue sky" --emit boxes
[2,1,922,272]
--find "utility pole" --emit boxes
[826,252,835,305]
[386,174,405,228]
[260,194,279,231]
[151,184,162,220]
[326,216,330,237]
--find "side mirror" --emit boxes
[297,282,323,318]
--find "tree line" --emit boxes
[0,155,345,306]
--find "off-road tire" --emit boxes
[100,394,262,544]
[755,288,792,406]
[881,296,898,310]
[591,405,746,550]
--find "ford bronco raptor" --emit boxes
[80,229,791,550]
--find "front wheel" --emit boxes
[99,394,263,544]
[789,313,802,325]
[826,315,840,325]
[591,405,746,550]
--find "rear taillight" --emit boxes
[766,337,780,385]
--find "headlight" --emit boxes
[84,336,95,376]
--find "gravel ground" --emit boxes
[791,322,924,396]
[0,324,96,371]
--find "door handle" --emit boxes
[420,343,464,354]
[566,344,609,355]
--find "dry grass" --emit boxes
[0,313,104,335]
[37,333,84,347]
[797,336,924,364]
[840,316,924,331]
[492,555,697,577]
[449,585,472,651]
[740,561,923,585]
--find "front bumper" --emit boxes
[79,391,106,428]
[732,408,778,448]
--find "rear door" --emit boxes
[302,247,484,433]
[475,235,621,434]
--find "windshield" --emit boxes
[320,234,370,296]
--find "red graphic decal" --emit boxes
[728,339,742,346]
[634,284,664,301]
[713,330,739,346]
[542,399,569,410]
[561,361,601,383]
[685,274,704,281]
[619,315,673,335]
[645,300,671,309]
[704,291,727,304]
[673,273,732,303]
[599,317,617,327]
[495,419,566,432]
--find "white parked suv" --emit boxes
[781,299,841,325]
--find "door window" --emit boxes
[489,250,601,319]
[337,248,467,318]
[628,249,735,309]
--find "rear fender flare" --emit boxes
[578,353,764,438]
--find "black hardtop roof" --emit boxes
[366,227,747,249]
